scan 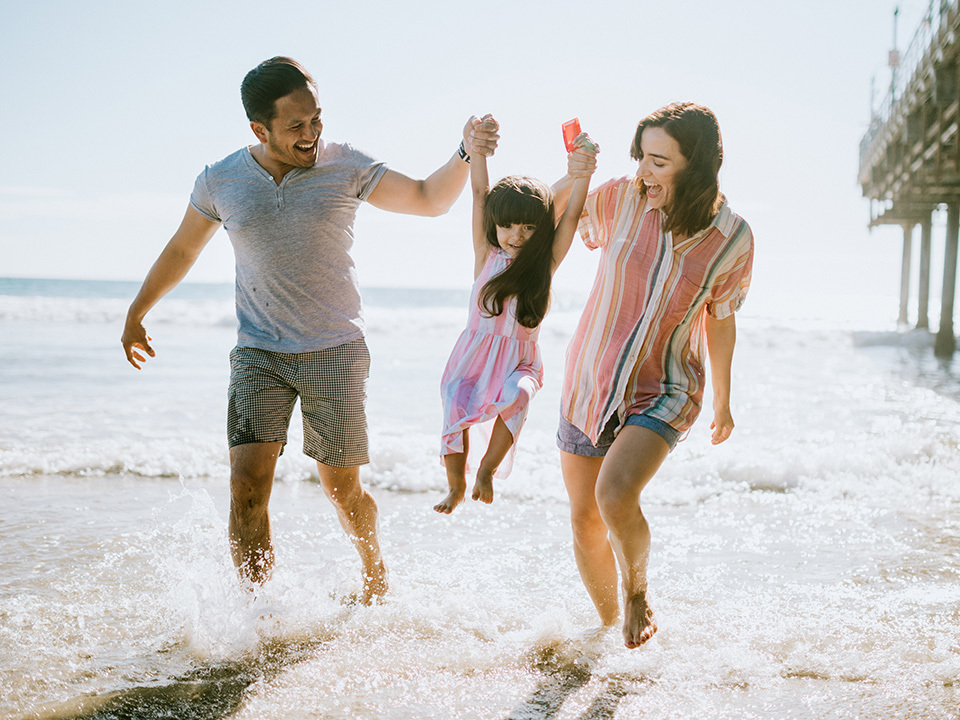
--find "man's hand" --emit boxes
[465,114,499,158]
[122,315,155,370]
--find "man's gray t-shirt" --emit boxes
[190,142,388,353]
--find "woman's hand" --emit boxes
[567,133,599,177]
[709,405,734,445]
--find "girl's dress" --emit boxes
[440,248,544,478]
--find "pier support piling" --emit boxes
[935,202,959,356]
[899,222,914,326]
[918,215,932,329]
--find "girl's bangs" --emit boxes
[488,181,551,227]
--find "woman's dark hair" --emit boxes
[630,102,725,237]
[478,176,556,329]
[241,56,316,128]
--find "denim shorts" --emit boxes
[556,413,680,456]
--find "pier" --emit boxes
[860,1,960,355]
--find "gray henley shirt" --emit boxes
[190,141,387,353]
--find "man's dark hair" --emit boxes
[241,56,316,128]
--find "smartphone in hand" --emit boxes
[562,118,582,152]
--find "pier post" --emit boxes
[898,222,913,326]
[935,202,959,356]
[918,214,932,330]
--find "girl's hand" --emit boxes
[567,133,599,177]
[465,114,500,158]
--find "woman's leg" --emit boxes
[473,416,514,503]
[595,425,670,648]
[435,430,470,514]
[560,450,620,627]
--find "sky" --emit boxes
[0,0,941,323]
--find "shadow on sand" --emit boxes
[29,632,642,720]
[505,645,641,720]
[26,638,323,720]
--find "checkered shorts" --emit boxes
[227,339,370,467]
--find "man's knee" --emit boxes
[318,465,363,507]
[229,446,279,516]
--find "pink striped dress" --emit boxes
[440,248,544,478]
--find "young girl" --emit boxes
[434,116,598,514]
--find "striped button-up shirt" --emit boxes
[561,176,754,445]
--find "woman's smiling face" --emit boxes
[635,126,687,212]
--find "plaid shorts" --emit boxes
[227,339,370,467]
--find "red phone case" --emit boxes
[563,118,581,152]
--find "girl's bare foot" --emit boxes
[472,469,494,504]
[622,591,657,648]
[433,486,466,514]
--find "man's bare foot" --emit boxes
[360,560,388,606]
[434,486,465,514]
[623,592,657,648]
[472,469,494,504]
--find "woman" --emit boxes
[557,102,754,648]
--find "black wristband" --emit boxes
[458,140,470,163]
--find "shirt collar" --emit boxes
[712,201,734,238]
[630,178,731,238]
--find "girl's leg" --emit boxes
[473,416,514,503]
[435,430,469,514]
[560,450,619,627]
[595,425,670,648]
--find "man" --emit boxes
[121,57,498,604]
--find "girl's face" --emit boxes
[496,223,536,257]
[635,126,687,212]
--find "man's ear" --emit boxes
[250,121,269,144]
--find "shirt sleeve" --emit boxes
[189,167,221,223]
[705,219,754,320]
[341,144,388,201]
[577,176,627,250]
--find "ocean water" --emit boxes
[0,277,958,720]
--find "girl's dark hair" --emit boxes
[241,56,316,128]
[630,102,725,237]
[478,176,556,329]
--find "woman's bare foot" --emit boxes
[580,623,618,645]
[472,469,495,504]
[433,486,466,514]
[622,591,657,648]
[360,560,388,606]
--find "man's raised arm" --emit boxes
[366,116,499,217]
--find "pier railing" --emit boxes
[860,1,957,168]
